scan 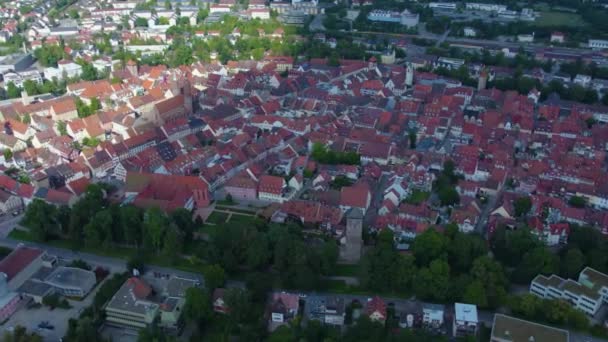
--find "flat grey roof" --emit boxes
[165,277,197,298]
[45,266,96,291]
[491,314,569,342]
[18,279,53,297]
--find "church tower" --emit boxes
[405,62,414,87]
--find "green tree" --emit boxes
[470,256,508,308]
[142,207,167,254]
[568,196,586,208]
[412,228,447,267]
[22,80,39,96]
[6,82,21,98]
[3,326,43,342]
[448,233,487,273]
[438,186,460,206]
[245,233,272,270]
[183,287,211,324]
[463,280,488,308]
[22,199,58,241]
[68,9,79,19]
[413,259,450,301]
[560,248,585,279]
[360,230,401,292]
[202,264,226,290]
[57,121,68,136]
[169,208,195,242]
[3,149,12,160]
[81,63,99,81]
[162,228,183,263]
[514,196,532,217]
[513,247,559,284]
[134,17,148,27]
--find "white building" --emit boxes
[422,304,444,328]
[589,39,608,50]
[44,61,82,80]
[429,2,457,10]
[530,267,608,316]
[250,9,271,19]
[453,303,478,337]
[463,27,477,37]
[551,32,565,43]
[2,69,42,89]
[465,3,507,12]
[573,74,592,87]
[367,9,419,28]
[517,34,534,43]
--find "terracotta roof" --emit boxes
[0,246,43,281]
[126,277,152,299]
[258,175,284,195]
[51,98,77,115]
[340,184,370,209]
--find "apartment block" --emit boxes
[530,267,608,316]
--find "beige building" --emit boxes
[491,314,569,342]
[530,267,608,316]
[105,276,197,330]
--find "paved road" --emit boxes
[474,191,500,239]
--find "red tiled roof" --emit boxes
[126,277,152,299]
[365,296,387,318]
[0,246,43,281]
[258,175,284,195]
[340,184,370,209]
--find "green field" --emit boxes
[535,11,587,27]
[8,229,206,273]
[228,213,257,224]
[206,211,230,224]
[333,263,360,277]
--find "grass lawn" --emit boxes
[206,211,229,224]
[215,206,257,215]
[228,213,257,224]
[535,11,587,27]
[404,190,431,205]
[9,229,204,273]
[333,263,360,277]
[9,229,136,259]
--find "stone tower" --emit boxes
[182,75,193,115]
[341,208,364,263]
[405,62,414,87]
[478,67,488,91]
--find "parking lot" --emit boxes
[2,273,113,341]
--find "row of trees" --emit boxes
[204,220,339,290]
[361,227,508,309]
[22,184,196,264]
[491,223,608,283]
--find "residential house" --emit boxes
[453,303,478,337]
[365,296,387,324]
[269,292,299,324]
[258,175,286,203]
